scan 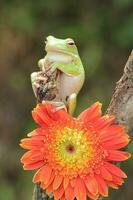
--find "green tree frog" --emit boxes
[31,35,85,114]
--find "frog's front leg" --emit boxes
[38,58,55,74]
[66,93,77,115]
[31,72,47,97]
[38,58,45,71]
[31,71,58,102]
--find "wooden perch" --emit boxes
[107,50,133,137]
[32,50,133,200]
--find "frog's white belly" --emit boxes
[59,73,84,101]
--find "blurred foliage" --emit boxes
[0,0,133,200]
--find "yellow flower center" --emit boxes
[50,126,95,176]
[56,127,92,166]
[47,120,106,178]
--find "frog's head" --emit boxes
[45,35,79,57]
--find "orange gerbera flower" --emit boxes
[20,102,130,200]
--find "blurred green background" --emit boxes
[0,0,133,200]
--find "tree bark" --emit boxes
[32,50,133,200]
[107,50,133,137]
[99,50,133,199]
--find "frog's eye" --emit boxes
[67,39,75,46]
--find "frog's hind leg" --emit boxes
[66,93,77,115]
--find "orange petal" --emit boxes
[70,178,76,188]
[40,181,46,189]
[107,181,119,189]
[100,166,112,181]
[84,175,98,196]
[32,103,71,127]
[107,175,124,189]
[44,103,71,122]
[104,162,127,178]
[39,164,52,185]
[105,141,130,150]
[107,150,131,161]
[102,136,130,150]
[65,184,75,200]
[46,183,53,193]
[86,189,99,200]
[33,168,42,183]
[23,160,44,170]
[21,150,44,164]
[78,102,102,123]
[53,174,63,190]
[94,115,115,131]
[44,170,55,188]
[32,109,48,128]
[74,177,86,200]
[32,108,52,127]
[99,125,125,140]
[27,128,48,137]
[63,176,69,190]
[20,137,44,150]
[60,194,66,200]
[112,175,124,185]
[54,184,64,200]
[21,150,33,163]
[95,175,108,197]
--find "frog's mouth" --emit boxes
[45,48,74,63]
[45,46,77,58]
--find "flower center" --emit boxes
[66,144,75,154]
[51,126,94,173]
[48,121,105,177]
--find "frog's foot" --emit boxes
[31,72,47,97]
[31,72,40,97]
[31,72,47,83]
[66,93,77,115]
[42,101,67,112]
